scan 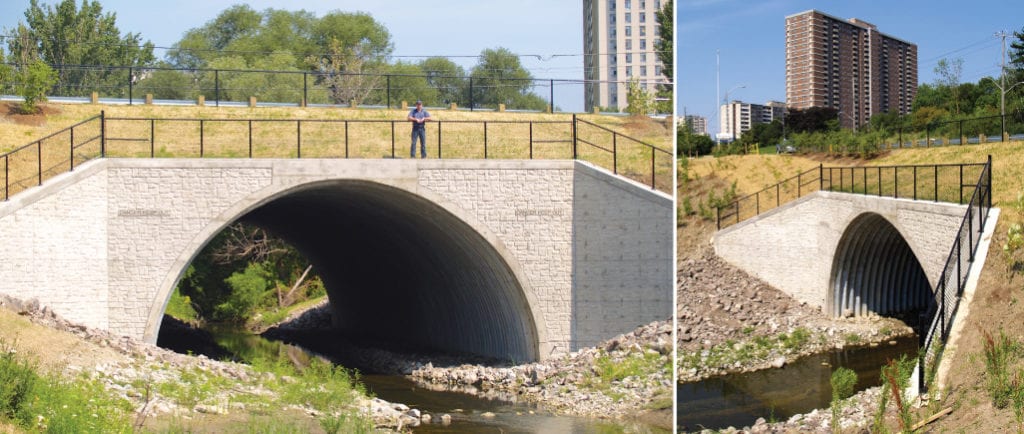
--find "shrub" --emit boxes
[15,59,58,114]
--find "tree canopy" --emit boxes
[4,0,155,97]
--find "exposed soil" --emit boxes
[1,101,61,127]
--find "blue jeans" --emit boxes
[411,128,426,158]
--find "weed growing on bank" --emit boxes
[582,350,670,402]
[830,367,858,434]
[0,339,133,432]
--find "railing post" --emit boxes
[756,193,760,215]
[248,120,253,158]
[776,183,780,207]
[818,163,823,191]
[968,207,975,262]
[3,155,7,201]
[983,155,991,209]
[716,205,721,230]
[913,166,917,200]
[37,140,42,186]
[438,122,443,159]
[959,164,964,204]
[296,120,302,158]
[200,120,205,157]
[572,114,578,159]
[150,119,155,158]
[484,121,488,159]
[798,172,802,197]
[612,133,617,174]
[550,79,554,113]
[650,150,655,189]
[214,70,220,107]
[70,126,75,171]
[894,167,898,198]
[344,121,349,158]
[128,66,133,105]
[100,110,106,157]
[390,121,396,158]
[529,122,534,159]
[934,166,938,202]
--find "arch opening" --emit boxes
[160,180,539,364]
[828,213,934,323]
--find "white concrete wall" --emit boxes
[0,158,672,359]
[0,164,110,328]
[714,191,966,309]
[571,162,674,350]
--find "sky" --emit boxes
[678,0,1024,136]
[0,0,588,111]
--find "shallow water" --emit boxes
[677,334,918,432]
[188,324,666,433]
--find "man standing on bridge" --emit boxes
[408,100,432,158]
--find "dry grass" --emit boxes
[680,143,1024,432]
[0,103,673,197]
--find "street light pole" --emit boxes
[723,84,746,143]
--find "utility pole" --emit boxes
[716,49,721,148]
[998,30,1009,140]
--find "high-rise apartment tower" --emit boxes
[583,0,667,112]
[785,10,917,129]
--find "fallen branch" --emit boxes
[910,406,953,431]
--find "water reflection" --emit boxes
[191,324,664,434]
[677,335,918,432]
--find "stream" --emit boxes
[677,334,919,432]
[166,323,664,433]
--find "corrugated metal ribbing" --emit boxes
[829,213,933,317]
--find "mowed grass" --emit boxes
[0,103,673,197]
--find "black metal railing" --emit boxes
[716,161,990,230]
[0,62,673,114]
[1,112,671,201]
[0,114,104,200]
[918,155,992,393]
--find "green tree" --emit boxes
[469,47,546,110]
[15,58,58,113]
[935,57,965,117]
[383,61,437,106]
[626,77,654,116]
[654,0,673,114]
[7,0,155,97]
[219,262,274,321]
[677,121,715,157]
[168,6,392,72]
[419,57,467,106]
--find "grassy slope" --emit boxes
[681,143,1024,431]
[1,102,673,193]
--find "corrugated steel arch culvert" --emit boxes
[828,212,934,318]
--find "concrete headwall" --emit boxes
[713,191,966,310]
[0,158,672,361]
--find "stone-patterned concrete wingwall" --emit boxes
[713,191,967,309]
[570,162,674,350]
[0,163,110,328]
[417,161,575,357]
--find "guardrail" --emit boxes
[918,155,992,393]
[1,112,671,200]
[716,162,990,230]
